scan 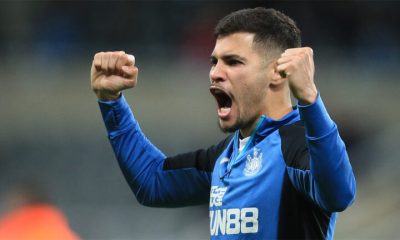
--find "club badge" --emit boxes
[243,147,263,176]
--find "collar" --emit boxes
[255,106,300,138]
[228,107,301,168]
[232,106,300,155]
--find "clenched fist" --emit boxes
[276,47,318,105]
[91,51,139,101]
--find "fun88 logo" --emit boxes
[209,186,259,236]
[210,207,259,236]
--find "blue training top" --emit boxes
[98,94,356,239]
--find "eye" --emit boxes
[226,59,242,66]
[210,58,217,66]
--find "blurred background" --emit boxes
[0,1,399,239]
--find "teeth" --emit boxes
[220,107,230,113]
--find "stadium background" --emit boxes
[0,1,399,239]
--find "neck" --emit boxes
[239,90,292,138]
[263,85,293,120]
[240,120,259,138]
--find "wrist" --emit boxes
[297,87,318,105]
[95,90,121,101]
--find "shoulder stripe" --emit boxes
[163,135,232,172]
[279,121,310,170]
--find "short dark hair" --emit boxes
[214,7,301,52]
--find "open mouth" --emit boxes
[210,86,233,119]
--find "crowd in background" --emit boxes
[0,1,399,67]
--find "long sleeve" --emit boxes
[286,94,356,212]
[98,95,214,207]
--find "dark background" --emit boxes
[0,1,399,239]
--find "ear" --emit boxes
[269,61,286,87]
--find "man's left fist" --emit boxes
[276,47,318,105]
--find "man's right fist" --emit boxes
[91,51,138,101]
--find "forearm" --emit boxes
[98,95,211,207]
[98,95,165,204]
[298,94,356,212]
[110,125,212,207]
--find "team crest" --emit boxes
[243,147,263,176]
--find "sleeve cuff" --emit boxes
[297,93,336,138]
[98,94,137,134]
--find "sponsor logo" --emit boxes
[209,186,259,236]
[243,147,263,176]
[210,186,227,207]
[210,208,259,236]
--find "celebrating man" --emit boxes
[91,7,356,239]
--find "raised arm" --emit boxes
[276,47,356,212]
[91,51,231,207]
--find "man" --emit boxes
[91,7,356,239]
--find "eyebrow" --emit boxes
[210,54,247,63]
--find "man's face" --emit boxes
[209,32,271,136]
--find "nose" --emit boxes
[209,63,225,84]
